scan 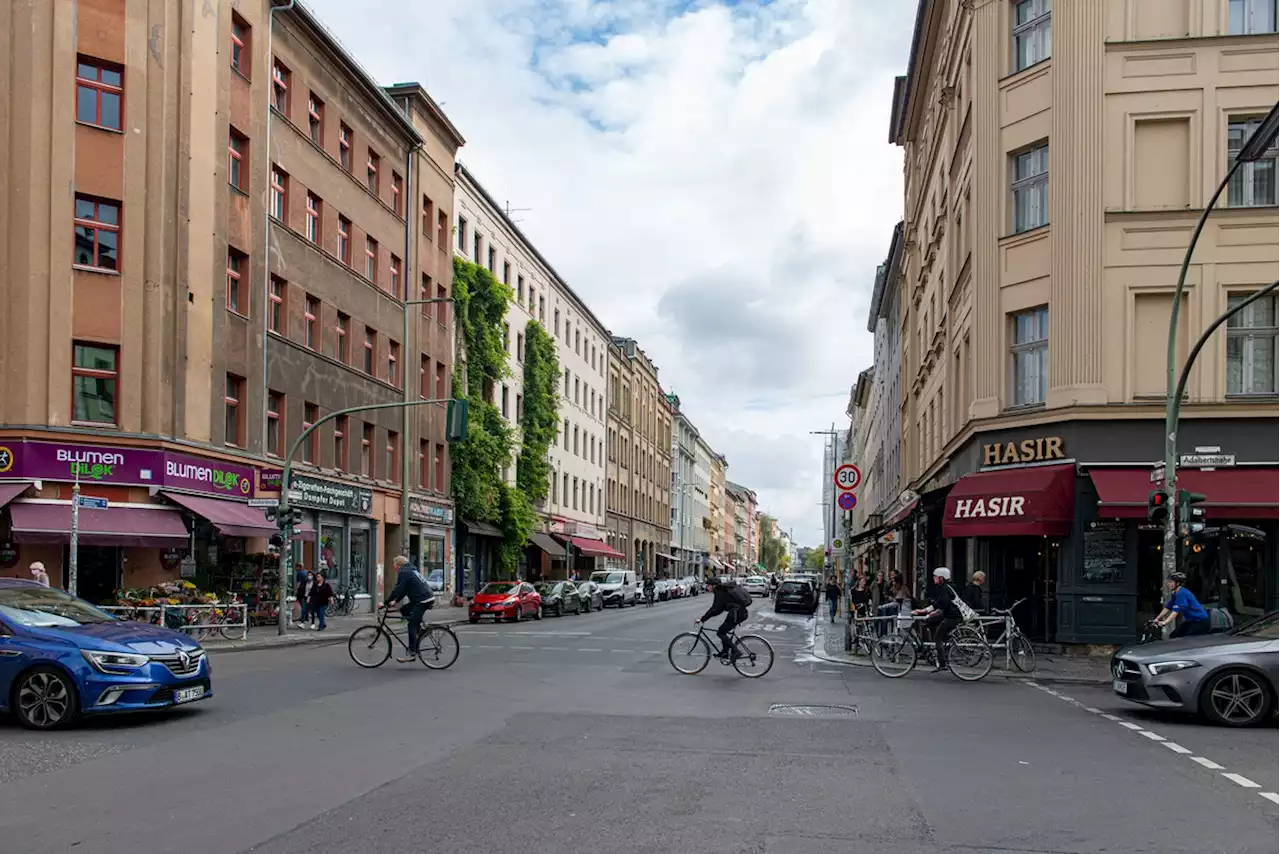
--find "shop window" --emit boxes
[1227,293,1277,395]
[266,390,284,456]
[1009,306,1048,406]
[230,14,251,77]
[72,343,118,425]
[302,402,318,464]
[224,374,243,446]
[1227,116,1278,207]
[319,527,346,590]
[334,415,348,470]
[76,57,123,130]
[73,195,120,271]
[349,527,370,594]
[361,423,373,476]
[269,275,285,332]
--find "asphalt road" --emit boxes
[0,593,1275,854]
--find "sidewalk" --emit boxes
[200,602,471,653]
[811,618,1111,685]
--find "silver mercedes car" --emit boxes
[1111,611,1278,727]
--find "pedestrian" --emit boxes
[308,571,334,631]
[962,571,987,614]
[825,575,842,623]
[875,571,910,637]
[29,561,50,587]
[849,568,869,617]
[295,570,314,628]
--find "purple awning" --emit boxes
[161,491,316,540]
[0,482,33,510]
[9,502,190,548]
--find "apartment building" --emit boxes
[452,164,617,580]
[880,0,1278,643]
[708,452,728,571]
[666,393,713,578]
[606,338,673,576]
[0,0,462,606]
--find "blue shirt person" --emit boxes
[1155,572,1210,638]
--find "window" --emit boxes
[1228,117,1277,207]
[304,295,319,348]
[420,440,430,488]
[501,385,510,419]
[366,236,378,282]
[436,284,449,325]
[226,249,246,314]
[224,374,243,446]
[270,166,287,220]
[438,210,448,246]
[230,14,250,76]
[390,254,401,297]
[516,332,525,362]
[538,295,545,323]
[73,345,118,425]
[76,57,123,131]
[420,355,429,398]
[434,443,445,492]
[503,261,511,285]
[334,416,348,470]
[366,149,380,194]
[302,403,319,464]
[573,478,579,511]
[1011,143,1049,233]
[337,215,351,264]
[336,312,350,363]
[305,192,321,242]
[435,362,446,399]
[1010,306,1049,406]
[339,123,352,171]
[487,245,496,272]
[421,276,433,318]
[361,424,374,476]
[563,419,570,449]
[363,327,376,375]
[389,340,400,384]
[271,59,289,115]
[422,196,434,237]
[574,377,580,404]
[575,329,581,355]
[517,393,524,421]
[1012,0,1051,72]
[517,274,525,303]
[473,233,482,264]
[73,196,120,271]
[457,216,468,251]
[387,431,400,483]
[564,369,570,397]
[554,310,561,338]
[392,172,403,217]
[1228,0,1277,34]
[564,474,570,505]
[573,426,579,455]
[228,130,247,191]
[1227,293,1277,395]
[268,276,284,332]
[502,323,510,353]
[266,390,284,456]
[307,93,323,145]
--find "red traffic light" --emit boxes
[1152,492,1168,506]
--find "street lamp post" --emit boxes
[1162,103,1278,573]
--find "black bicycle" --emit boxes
[347,604,459,669]
[870,616,992,681]
[668,621,774,677]
[331,585,356,617]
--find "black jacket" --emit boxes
[308,582,334,608]
[386,562,434,605]
[961,583,987,613]
[701,581,749,621]
[928,583,962,621]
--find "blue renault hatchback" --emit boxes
[0,578,212,730]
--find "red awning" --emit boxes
[1091,467,1278,520]
[560,535,626,560]
[885,500,918,528]
[9,502,189,548]
[161,491,316,539]
[943,464,1076,538]
[0,482,33,510]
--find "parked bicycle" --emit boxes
[347,605,459,670]
[973,598,1035,673]
[870,615,992,681]
[667,623,774,678]
[331,585,356,617]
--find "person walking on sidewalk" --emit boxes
[295,570,314,628]
[308,572,334,631]
[28,562,50,587]
[825,575,842,623]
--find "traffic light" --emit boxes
[1147,489,1171,525]
[263,505,278,525]
[446,398,469,442]
[290,507,304,534]
[1177,490,1207,535]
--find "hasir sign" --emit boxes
[951,496,1026,519]
[0,441,255,498]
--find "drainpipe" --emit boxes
[401,122,425,557]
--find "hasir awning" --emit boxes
[1091,467,1278,520]
[558,535,626,560]
[9,502,190,548]
[161,491,316,540]
[943,464,1076,538]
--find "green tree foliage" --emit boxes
[757,515,785,571]
[803,548,825,571]
[516,319,560,505]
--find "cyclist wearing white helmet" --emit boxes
[911,567,962,672]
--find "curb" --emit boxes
[203,618,469,654]
[810,624,1110,686]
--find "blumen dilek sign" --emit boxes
[0,441,254,498]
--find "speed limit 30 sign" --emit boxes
[833,463,861,492]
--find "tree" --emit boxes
[804,548,825,571]
[757,514,785,571]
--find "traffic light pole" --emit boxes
[273,396,459,635]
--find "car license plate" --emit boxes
[174,685,206,704]
[1112,679,1127,695]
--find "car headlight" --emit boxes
[504,597,519,605]
[82,650,151,673]
[1147,660,1201,676]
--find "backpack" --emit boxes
[728,585,751,609]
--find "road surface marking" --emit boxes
[1259,792,1280,805]
[542,646,567,651]
[643,650,661,654]
[477,644,502,649]
[1100,714,1122,721]
[1162,742,1191,754]
[508,645,534,650]
[1190,756,1224,770]
[1138,731,1165,742]
[1222,773,1260,788]
[1084,707,1102,714]
[819,668,840,673]
[1118,721,1144,730]
[577,648,602,652]
[610,649,631,653]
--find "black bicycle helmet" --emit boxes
[1168,571,1187,584]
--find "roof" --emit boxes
[867,221,904,332]
[384,82,465,149]
[889,0,942,147]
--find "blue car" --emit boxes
[0,579,212,730]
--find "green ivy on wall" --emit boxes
[516,319,561,505]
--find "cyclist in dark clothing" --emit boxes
[913,567,961,672]
[697,578,751,658]
[380,555,435,662]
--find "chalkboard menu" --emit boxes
[1084,520,1125,583]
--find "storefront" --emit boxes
[553,532,626,578]
[287,474,376,610]
[406,494,453,594]
[459,519,503,595]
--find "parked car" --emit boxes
[536,581,582,617]
[654,579,672,601]
[0,579,212,730]
[574,580,604,612]
[425,569,445,594]
[680,576,702,596]
[591,570,638,607]
[469,581,542,623]
[774,580,819,615]
[667,580,684,600]
[743,576,769,597]
[1111,611,1278,727]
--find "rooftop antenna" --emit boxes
[505,200,532,224]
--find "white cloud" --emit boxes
[301,0,912,545]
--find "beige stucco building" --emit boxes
[874,0,1278,645]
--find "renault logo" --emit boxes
[178,649,190,669]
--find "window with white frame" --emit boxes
[1012,0,1051,72]
[1226,293,1277,395]
[1228,0,1277,34]
[1009,306,1049,406]
[1227,116,1277,207]
[1011,143,1049,233]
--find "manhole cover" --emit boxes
[768,704,858,718]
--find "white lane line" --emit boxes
[1222,773,1261,789]
[1162,742,1192,755]
[643,650,662,654]
[1118,721,1144,730]
[577,648,603,652]
[542,646,567,651]
[477,644,502,649]
[819,668,840,673]
[1190,756,1225,770]
[1138,731,1165,742]
[1259,792,1280,805]
[1100,714,1122,721]
[1084,707,1102,714]
[508,645,534,650]
[610,649,632,653]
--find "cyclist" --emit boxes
[911,567,961,673]
[695,577,751,659]
[379,555,435,662]
[1153,571,1210,638]
[643,574,656,605]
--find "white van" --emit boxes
[590,569,638,608]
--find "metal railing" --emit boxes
[102,603,248,641]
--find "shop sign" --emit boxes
[290,474,373,514]
[162,451,254,497]
[407,495,454,525]
[2,440,161,484]
[259,469,284,493]
[983,436,1065,467]
[952,496,1027,519]
[0,540,20,569]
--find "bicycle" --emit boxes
[870,615,993,681]
[331,585,356,617]
[973,598,1035,673]
[847,602,878,657]
[667,621,774,678]
[644,588,655,607]
[347,604,460,670]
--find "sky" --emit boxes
[302,0,915,547]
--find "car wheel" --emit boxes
[512,605,522,623]
[532,605,542,620]
[469,617,480,624]
[13,667,79,731]
[1200,668,1273,727]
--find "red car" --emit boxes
[469,581,542,623]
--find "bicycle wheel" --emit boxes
[667,632,712,675]
[348,625,391,668]
[1009,632,1036,673]
[870,634,917,677]
[417,625,460,670]
[946,626,993,682]
[731,635,774,678]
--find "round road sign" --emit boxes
[838,491,857,511]
[834,463,861,491]
[830,537,845,551]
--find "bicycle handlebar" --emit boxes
[991,598,1027,616]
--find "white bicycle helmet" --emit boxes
[932,567,952,581]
